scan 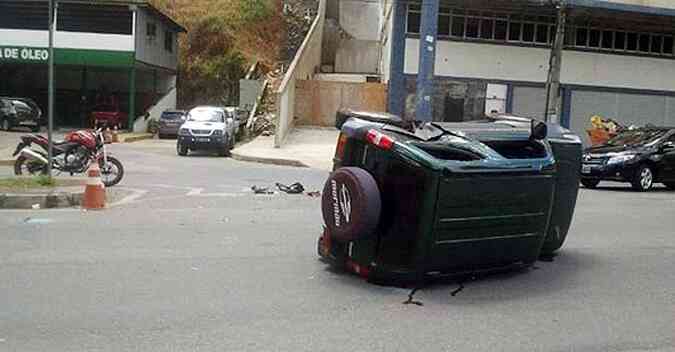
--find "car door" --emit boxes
[660,133,675,180]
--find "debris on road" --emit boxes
[306,191,321,197]
[276,182,305,194]
[251,186,275,195]
[403,287,424,306]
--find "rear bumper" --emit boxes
[159,125,181,135]
[178,135,227,150]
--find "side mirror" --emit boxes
[530,120,548,140]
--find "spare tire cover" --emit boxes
[321,167,382,242]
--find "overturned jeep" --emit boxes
[318,110,582,285]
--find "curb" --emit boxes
[230,151,308,168]
[118,134,154,143]
[0,189,84,209]
[0,159,14,166]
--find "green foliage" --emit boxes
[36,175,55,187]
[149,0,283,107]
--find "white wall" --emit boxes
[404,39,551,82]
[339,0,380,41]
[379,1,394,82]
[404,38,675,93]
[562,50,675,91]
[135,8,179,71]
[0,29,133,52]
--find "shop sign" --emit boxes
[0,46,50,62]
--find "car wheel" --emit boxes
[177,143,188,156]
[1,118,10,131]
[321,167,382,242]
[663,182,675,190]
[581,179,600,189]
[631,164,654,192]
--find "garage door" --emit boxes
[512,86,547,120]
[569,90,675,146]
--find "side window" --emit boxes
[164,30,174,53]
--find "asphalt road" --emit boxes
[1,139,674,352]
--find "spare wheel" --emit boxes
[321,167,382,242]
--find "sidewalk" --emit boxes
[232,127,338,171]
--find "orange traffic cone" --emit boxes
[82,163,106,210]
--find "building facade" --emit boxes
[328,0,675,145]
[0,0,185,129]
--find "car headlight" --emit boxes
[607,154,637,165]
[213,130,223,136]
[178,128,190,136]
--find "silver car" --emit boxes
[158,110,186,139]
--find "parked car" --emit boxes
[581,127,675,191]
[90,104,127,129]
[176,106,237,157]
[0,97,43,132]
[317,110,583,286]
[158,110,186,138]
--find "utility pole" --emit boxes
[544,1,566,123]
[415,0,439,122]
[47,0,56,178]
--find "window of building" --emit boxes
[438,8,451,36]
[601,30,613,49]
[147,23,157,40]
[639,34,650,53]
[495,19,508,40]
[466,17,479,38]
[403,5,675,59]
[407,4,421,34]
[535,23,549,43]
[522,23,535,42]
[57,3,132,35]
[664,36,674,55]
[164,30,174,53]
[480,18,494,39]
[651,35,662,53]
[627,32,638,51]
[615,31,626,50]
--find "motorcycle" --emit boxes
[12,129,124,187]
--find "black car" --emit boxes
[581,127,675,191]
[0,97,43,132]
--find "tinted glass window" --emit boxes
[58,3,132,35]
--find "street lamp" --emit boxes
[47,0,56,178]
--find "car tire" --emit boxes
[177,143,188,156]
[321,167,382,242]
[580,179,600,189]
[663,182,675,190]
[1,118,11,131]
[631,164,654,192]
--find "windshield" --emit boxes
[162,112,184,120]
[187,109,223,122]
[606,129,667,147]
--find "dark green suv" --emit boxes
[318,110,583,286]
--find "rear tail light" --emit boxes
[365,129,395,150]
[335,133,348,159]
[346,260,371,279]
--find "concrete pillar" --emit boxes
[128,67,136,130]
[387,2,407,117]
[415,0,439,122]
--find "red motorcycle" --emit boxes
[12,129,124,187]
